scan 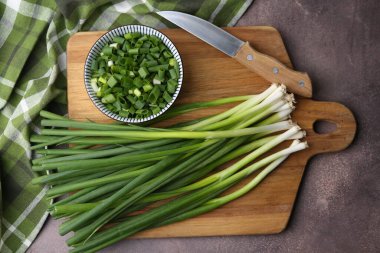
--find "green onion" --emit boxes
[101,94,116,104]
[138,67,149,78]
[39,121,293,140]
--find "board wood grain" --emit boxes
[67,26,356,237]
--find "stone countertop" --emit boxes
[27,0,380,252]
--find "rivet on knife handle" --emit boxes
[234,42,313,98]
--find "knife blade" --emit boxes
[157,11,312,98]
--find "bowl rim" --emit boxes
[84,24,184,123]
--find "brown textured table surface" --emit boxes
[28,0,380,252]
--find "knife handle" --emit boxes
[234,42,312,98]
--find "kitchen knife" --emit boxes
[157,11,312,98]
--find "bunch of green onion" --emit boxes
[31,84,307,253]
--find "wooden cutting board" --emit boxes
[67,26,356,237]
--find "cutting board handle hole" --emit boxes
[313,120,337,134]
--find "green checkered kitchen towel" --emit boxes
[0,0,253,252]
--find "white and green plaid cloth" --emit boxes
[0,0,253,252]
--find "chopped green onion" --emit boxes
[90,32,180,118]
[107,76,117,87]
[101,94,116,104]
[143,83,153,92]
[148,64,169,72]
[169,69,177,79]
[109,43,118,49]
[113,37,124,44]
[102,47,112,56]
[128,48,139,55]
[163,51,172,58]
[90,78,99,92]
[133,88,141,97]
[169,58,176,66]
[134,100,145,110]
[167,79,177,94]
[138,67,149,78]
[163,91,172,103]
[148,86,160,104]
